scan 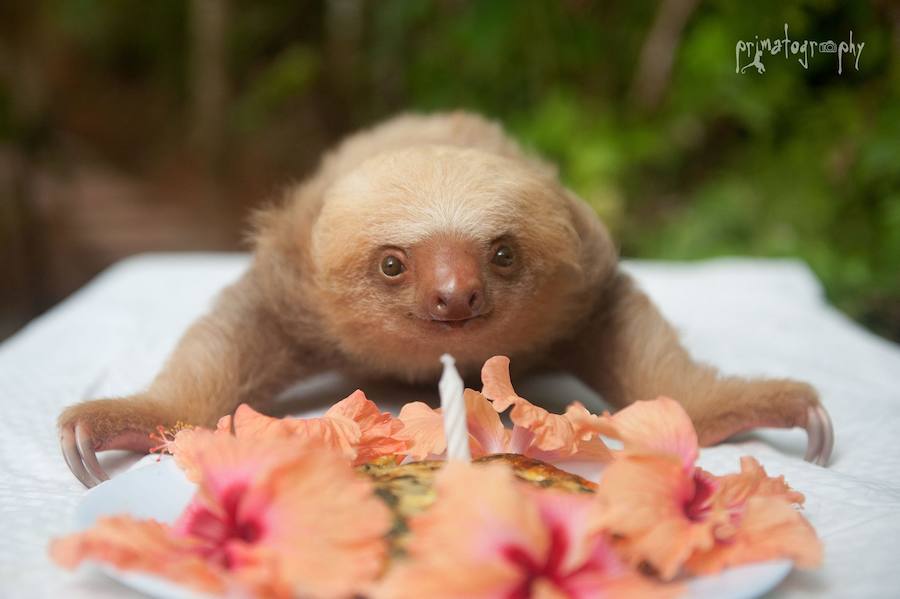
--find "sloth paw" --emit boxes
[693,380,834,466]
[58,397,164,488]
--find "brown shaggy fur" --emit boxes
[59,111,820,455]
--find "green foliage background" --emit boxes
[2,0,898,340]
[373,0,899,339]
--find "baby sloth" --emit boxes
[59,112,834,486]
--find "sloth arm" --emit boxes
[58,272,312,487]
[560,270,834,465]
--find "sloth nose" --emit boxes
[417,236,487,322]
[429,282,484,321]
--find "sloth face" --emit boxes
[374,234,517,328]
[311,145,588,381]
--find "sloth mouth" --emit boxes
[432,315,482,330]
[413,311,491,331]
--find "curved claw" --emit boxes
[803,404,834,466]
[816,404,834,465]
[60,423,109,488]
[77,422,109,484]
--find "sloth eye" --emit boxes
[380,255,405,277]
[491,245,515,268]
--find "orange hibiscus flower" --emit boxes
[591,398,821,580]
[166,390,407,481]
[684,457,821,575]
[51,433,391,598]
[377,461,679,599]
[397,357,611,478]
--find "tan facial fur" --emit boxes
[310,145,589,381]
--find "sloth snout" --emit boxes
[415,236,487,322]
[428,282,484,321]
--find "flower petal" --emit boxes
[532,579,571,599]
[526,487,598,573]
[564,402,617,441]
[216,404,294,438]
[604,398,698,469]
[685,496,822,575]
[593,455,716,580]
[564,572,683,599]
[253,446,393,597]
[529,438,612,483]
[326,390,408,464]
[561,535,684,599]
[177,404,362,472]
[378,462,678,599]
[325,389,382,424]
[375,462,546,599]
[480,356,613,468]
[481,355,522,412]
[509,400,579,454]
[288,415,362,460]
[465,389,511,456]
[396,401,447,460]
[175,433,391,597]
[168,427,213,483]
[173,428,307,500]
[712,457,805,511]
[49,516,225,594]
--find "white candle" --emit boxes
[439,354,471,462]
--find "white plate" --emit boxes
[75,457,792,599]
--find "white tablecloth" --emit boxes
[1,253,898,598]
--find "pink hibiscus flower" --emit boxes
[376,461,679,599]
[591,398,822,580]
[51,433,391,598]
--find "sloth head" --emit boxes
[304,144,607,381]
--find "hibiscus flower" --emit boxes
[683,457,821,575]
[376,461,679,599]
[51,433,391,598]
[166,390,407,481]
[591,398,821,580]
[397,356,611,478]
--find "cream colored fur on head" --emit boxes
[313,144,579,269]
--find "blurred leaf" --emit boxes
[232,44,318,133]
